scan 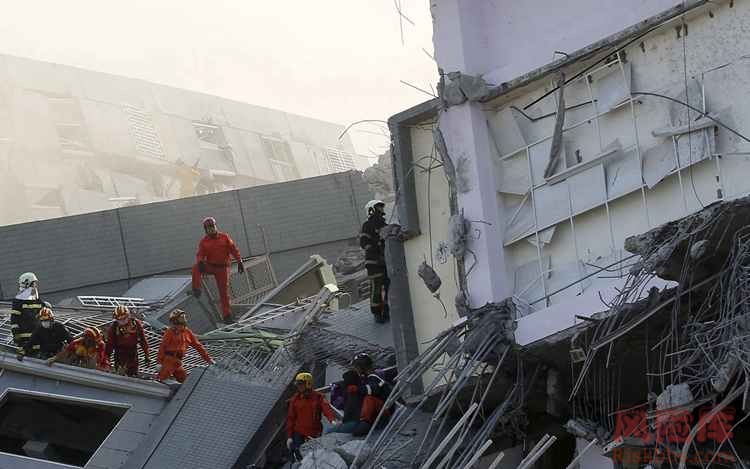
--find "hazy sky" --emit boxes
[0,1,437,167]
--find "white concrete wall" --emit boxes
[431,0,682,82]
[403,125,461,349]
[404,1,750,343]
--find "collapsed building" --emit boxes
[0,53,364,227]
[351,0,750,467]
[0,169,398,468]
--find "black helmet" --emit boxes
[353,352,373,369]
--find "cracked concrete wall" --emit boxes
[400,1,750,351]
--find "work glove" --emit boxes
[237,262,245,274]
[46,357,56,367]
[286,438,293,450]
[198,261,207,273]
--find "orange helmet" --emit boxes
[113,305,130,320]
[169,309,187,324]
[83,327,102,342]
[38,307,54,321]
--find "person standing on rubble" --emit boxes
[192,216,245,322]
[157,309,214,383]
[360,200,390,323]
[48,327,110,370]
[105,305,150,377]
[352,352,392,437]
[23,307,72,360]
[11,272,46,355]
[286,372,338,461]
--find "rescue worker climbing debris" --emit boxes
[106,305,150,377]
[22,307,72,360]
[157,309,214,383]
[352,352,391,437]
[360,200,390,323]
[192,216,244,322]
[48,327,110,370]
[286,372,338,461]
[11,272,46,354]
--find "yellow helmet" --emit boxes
[169,309,187,324]
[294,372,313,389]
[38,307,54,321]
[113,305,130,320]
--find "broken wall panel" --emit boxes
[495,151,530,195]
[568,165,607,215]
[604,147,642,200]
[591,62,632,112]
[503,193,535,243]
[487,107,527,157]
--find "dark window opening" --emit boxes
[0,391,127,467]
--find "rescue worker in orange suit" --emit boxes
[157,309,214,383]
[23,307,72,359]
[191,216,244,321]
[352,352,390,437]
[48,327,110,370]
[11,272,46,355]
[286,372,338,461]
[105,305,150,377]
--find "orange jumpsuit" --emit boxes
[63,338,110,370]
[192,232,242,319]
[157,326,212,383]
[286,390,337,439]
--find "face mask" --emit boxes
[117,319,129,326]
[41,321,52,329]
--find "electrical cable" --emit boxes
[680,15,705,209]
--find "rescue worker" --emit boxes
[326,370,363,434]
[157,309,214,383]
[105,305,150,377]
[352,352,391,437]
[23,307,72,359]
[286,372,338,461]
[48,327,110,370]
[192,216,245,321]
[359,200,390,323]
[11,272,46,354]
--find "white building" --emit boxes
[0,54,362,226]
[389,0,749,466]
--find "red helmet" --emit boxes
[202,217,217,227]
[83,327,102,342]
[113,305,130,320]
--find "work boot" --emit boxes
[192,288,202,298]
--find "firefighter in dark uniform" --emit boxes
[11,272,46,356]
[359,200,390,323]
[23,307,72,359]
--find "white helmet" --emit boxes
[18,272,38,291]
[365,200,385,216]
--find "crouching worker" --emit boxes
[286,372,338,462]
[106,305,150,377]
[352,353,392,437]
[48,327,110,370]
[326,370,363,434]
[157,309,214,383]
[22,307,72,359]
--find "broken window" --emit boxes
[0,390,126,467]
[261,137,300,181]
[193,122,236,173]
[47,96,92,154]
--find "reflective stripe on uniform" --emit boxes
[359,232,373,239]
[31,345,40,350]
[10,324,19,329]
[15,333,32,338]
[10,310,21,316]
